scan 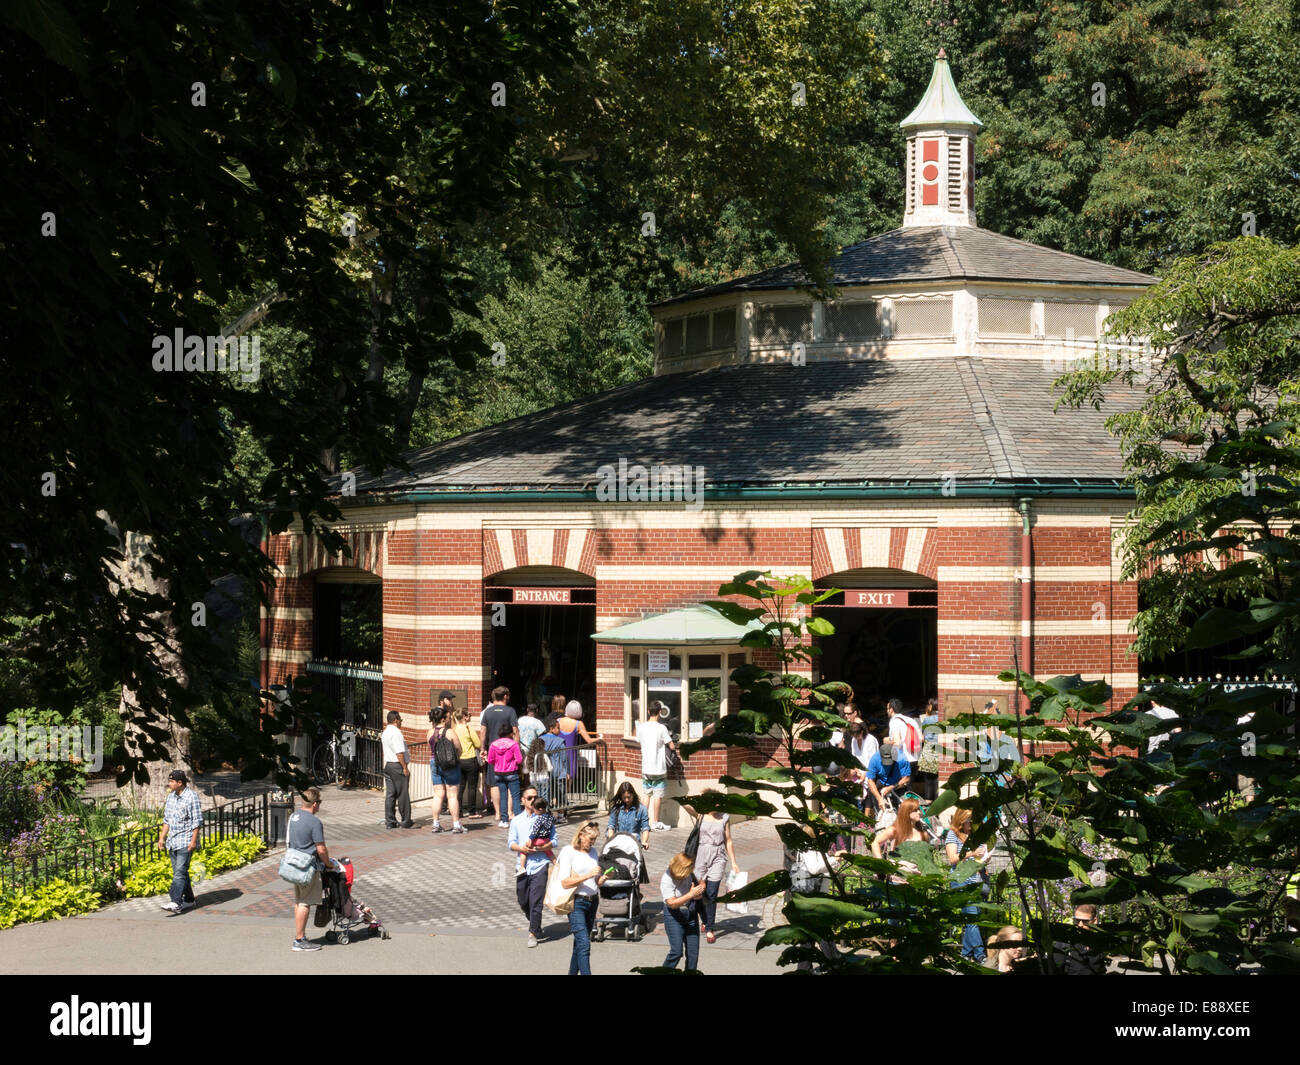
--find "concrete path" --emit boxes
[1,784,787,975]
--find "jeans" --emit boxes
[663,907,700,970]
[495,772,522,823]
[168,848,195,906]
[700,878,721,930]
[960,904,986,961]
[384,762,410,826]
[568,894,597,975]
[458,758,480,815]
[516,865,549,936]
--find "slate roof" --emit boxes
[346,358,1142,496]
[653,226,1154,307]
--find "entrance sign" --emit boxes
[647,649,670,673]
[847,589,911,607]
[511,587,572,604]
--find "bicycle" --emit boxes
[312,725,358,786]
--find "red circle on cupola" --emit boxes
[922,163,939,181]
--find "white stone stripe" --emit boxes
[938,619,1134,637]
[938,672,1140,689]
[595,565,811,581]
[937,565,1113,582]
[382,614,487,631]
[263,648,311,663]
[526,528,554,568]
[596,668,624,684]
[824,529,849,575]
[382,565,482,581]
[265,606,312,621]
[564,528,588,573]
[495,529,517,571]
[382,663,490,681]
[902,528,927,574]
[860,528,891,567]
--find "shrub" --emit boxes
[0,879,101,930]
[122,833,265,898]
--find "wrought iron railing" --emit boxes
[304,659,383,728]
[0,790,280,894]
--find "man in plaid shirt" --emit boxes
[157,769,202,914]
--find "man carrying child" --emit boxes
[508,784,559,949]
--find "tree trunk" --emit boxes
[101,514,193,807]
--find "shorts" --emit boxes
[643,775,667,795]
[431,764,461,787]
[294,871,322,906]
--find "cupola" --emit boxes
[900,49,982,228]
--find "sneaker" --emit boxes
[452,823,467,834]
[527,934,538,949]
[497,820,509,828]
[292,938,321,952]
[430,823,442,834]
[178,900,197,913]
[160,901,180,913]
[653,822,670,831]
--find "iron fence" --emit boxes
[0,790,277,894]
[303,660,383,728]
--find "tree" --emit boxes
[1,0,580,782]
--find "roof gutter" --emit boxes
[361,479,1134,508]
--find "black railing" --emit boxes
[0,791,277,894]
[304,660,383,728]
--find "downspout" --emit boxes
[1018,498,1034,720]
[259,513,271,701]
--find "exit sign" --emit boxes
[846,590,910,607]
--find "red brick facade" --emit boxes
[262,501,1140,788]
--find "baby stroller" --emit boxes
[316,857,391,944]
[593,833,647,942]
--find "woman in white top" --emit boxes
[558,821,606,976]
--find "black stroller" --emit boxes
[316,857,390,944]
[592,833,648,942]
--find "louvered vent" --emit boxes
[891,298,953,337]
[824,301,884,341]
[947,139,964,210]
[754,305,813,346]
[712,309,736,349]
[661,318,683,357]
[684,313,710,354]
[1044,302,1099,338]
[979,298,1035,335]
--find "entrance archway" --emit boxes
[812,568,938,724]
[485,565,596,722]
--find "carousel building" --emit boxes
[261,53,1157,811]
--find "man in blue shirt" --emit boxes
[865,742,912,811]
[157,769,202,914]
[509,784,559,948]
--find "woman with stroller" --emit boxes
[681,790,740,944]
[606,782,651,851]
[557,820,607,976]
[660,851,707,971]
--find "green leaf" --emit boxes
[3,0,86,76]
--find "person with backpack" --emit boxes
[485,723,524,827]
[427,705,466,834]
[886,698,924,765]
[451,705,483,819]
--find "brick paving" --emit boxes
[92,784,787,951]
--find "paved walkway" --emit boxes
[1,784,787,975]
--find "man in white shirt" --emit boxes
[381,710,412,829]
[886,698,923,765]
[637,701,675,831]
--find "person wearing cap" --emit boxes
[157,769,202,914]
